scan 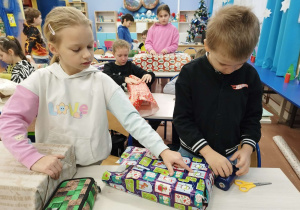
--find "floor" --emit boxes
[151,82,300,192]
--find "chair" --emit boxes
[104,41,114,51]
[183,47,197,58]
[237,143,261,167]
[107,111,133,146]
[94,48,105,55]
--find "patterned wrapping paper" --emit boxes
[102,146,214,210]
[127,75,159,117]
[132,53,192,72]
[0,142,76,210]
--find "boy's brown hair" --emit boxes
[24,8,41,24]
[206,5,260,60]
[142,30,148,36]
[113,39,130,53]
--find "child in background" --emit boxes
[138,30,148,52]
[174,5,262,177]
[145,4,179,55]
[103,39,155,90]
[118,14,138,49]
[23,8,49,64]
[0,7,191,180]
[0,36,35,83]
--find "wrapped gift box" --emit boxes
[132,53,191,72]
[102,147,214,210]
[127,75,159,117]
[0,142,76,210]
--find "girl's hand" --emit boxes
[200,145,233,177]
[150,50,157,55]
[133,39,139,43]
[125,77,141,85]
[141,74,152,83]
[31,154,65,180]
[161,49,168,55]
[230,144,253,176]
[160,149,193,176]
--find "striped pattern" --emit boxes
[9,60,35,83]
[180,138,208,154]
[241,138,256,149]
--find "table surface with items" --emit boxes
[75,164,300,210]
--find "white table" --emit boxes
[94,54,133,62]
[153,71,179,79]
[149,93,271,124]
[75,165,300,210]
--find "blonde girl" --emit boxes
[145,4,179,55]
[0,36,35,83]
[0,7,191,180]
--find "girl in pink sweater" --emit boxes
[145,4,179,55]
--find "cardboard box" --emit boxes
[132,53,191,72]
[0,142,76,209]
[102,147,214,210]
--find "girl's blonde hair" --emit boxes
[112,39,130,53]
[43,7,92,64]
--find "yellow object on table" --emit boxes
[0,72,11,80]
[234,180,272,192]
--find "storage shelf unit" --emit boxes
[68,2,88,17]
[95,11,117,49]
[178,10,195,43]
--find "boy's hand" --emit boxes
[230,144,253,176]
[149,50,157,55]
[161,49,168,55]
[125,77,141,85]
[141,74,152,83]
[160,149,193,176]
[133,39,139,43]
[200,145,233,177]
[31,154,65,180]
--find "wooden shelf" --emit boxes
[68,2,88,17]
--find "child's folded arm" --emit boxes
[107,88,168,158]
[0,85,43,169]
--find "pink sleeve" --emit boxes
[0,85,44,169]
[145,26,154,52]
[166,27,179,53]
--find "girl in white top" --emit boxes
[0,7,191,180]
